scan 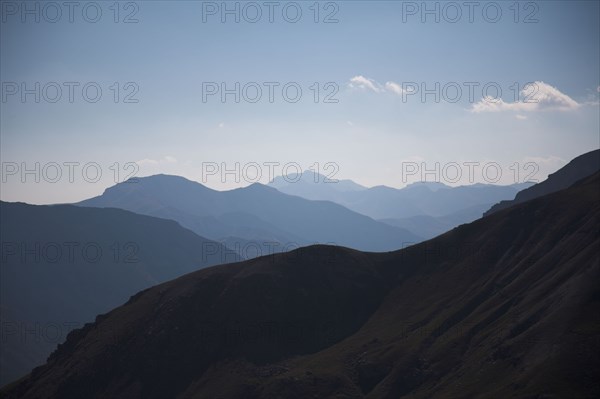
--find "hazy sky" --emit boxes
[1,0,599,204]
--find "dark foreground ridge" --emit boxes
[3,173,599,398]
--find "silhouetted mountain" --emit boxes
[485,149,600,216]
[6,172,598,398]
[0,202,234,386]
[78,175,420,252]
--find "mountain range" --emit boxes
[268,171,534,239]
[76,172,535,251]
[78,175,421,253]
[3,170,598,398]
[268,170,532,219]
[2,149,599,394]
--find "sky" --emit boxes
[1,0,599,204]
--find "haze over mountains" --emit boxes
[269,170,534,239]
[75,171,535,253]
[4,170,598,398]
[0,202,234,385]
[78,175,421,253]
[269,170,532,219]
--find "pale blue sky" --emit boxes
[1,1,599,203]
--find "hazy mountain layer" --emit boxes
[268,170,532,220]
[78,175,421,252]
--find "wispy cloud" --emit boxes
[348,76,425,97]
[471,81,580,113]
[348,75,383,93]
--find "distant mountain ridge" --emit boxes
[484,149,600,216]
[268,170,532,219]
[267,169,533,239]
[77,175,421,253]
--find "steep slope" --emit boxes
[78,175,421,252]
[0,202,235,386]
[4,173,599,398]
[485,149,600,216]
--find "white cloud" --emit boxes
[349,76,413,96]
[471,81,580,113]
[349,75,383,93]
[218,122,225,128]
[384,81,404,95]
[515,114,527,120]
